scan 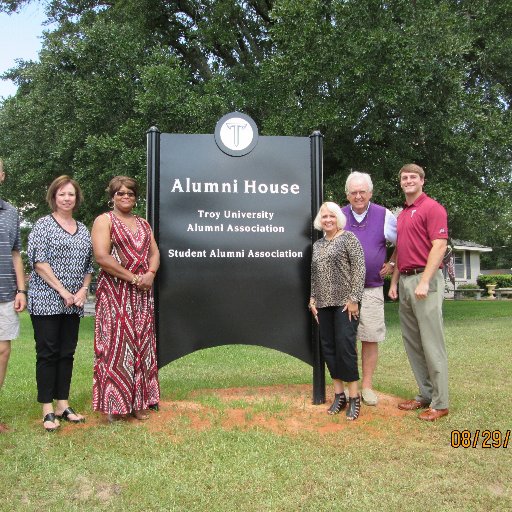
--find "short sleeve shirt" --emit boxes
[0,199,21,302]
[396,193,448,272]
[27,215,94,316]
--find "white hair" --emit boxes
[313,202,347,231]
[345,171,373,194]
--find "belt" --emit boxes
[401,267,426,276]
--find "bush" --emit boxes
[476,274,512,289]
[456,283,481,298]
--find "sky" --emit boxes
[0,4,51,99]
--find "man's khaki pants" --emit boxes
[398,270,449,409]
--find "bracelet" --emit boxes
[388,261,396,267]
[16,289,27,295]
[81,286,89,290]
[130,275,139,285]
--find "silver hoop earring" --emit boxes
[108,199,114,209]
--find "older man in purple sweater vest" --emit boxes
[342,171,397,406]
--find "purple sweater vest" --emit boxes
[342,203,387,288]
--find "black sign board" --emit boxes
[147,113,325,402]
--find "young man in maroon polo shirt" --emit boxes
[388,163,449,421]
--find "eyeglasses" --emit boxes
[115,191,136,198]
[348,190,368,197]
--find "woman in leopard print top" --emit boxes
[309,202,365,420]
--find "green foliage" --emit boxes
[0,0,276,226]
[456,283,481,289]
[476,274,512,288]
[262,1,512,224]
[455,282,482,298]
[0,0,510,269]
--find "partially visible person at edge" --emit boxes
[309,202,366,420]
[91,176,160,423]
[388,163,449,421]
[0,159,27,434]
[342,171,397,407]
[28,175,93,432]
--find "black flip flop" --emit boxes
[55,407,85,424]
[43,412,60,432]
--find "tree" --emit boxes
[0,0,274,224]
[0,0,511,266]
[258,0,512,266]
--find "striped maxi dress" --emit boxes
[93,212,159,414]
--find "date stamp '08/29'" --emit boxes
[450,430,510,448]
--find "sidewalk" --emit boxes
[84,300,95,316]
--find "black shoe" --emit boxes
[55,407,85,424]
[148,403,159,412]
[346,395,361,421]
[43,413,60,432]
[327,392,347,415]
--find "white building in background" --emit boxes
[450,239,492,284]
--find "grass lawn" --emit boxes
[1,301,511,511]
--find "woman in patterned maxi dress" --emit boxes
[92,176,160,422]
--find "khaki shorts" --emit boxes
[0,301,20,340]
[357,287,385,342]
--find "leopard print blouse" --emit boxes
[311,230,366,308]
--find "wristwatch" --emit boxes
[16,289,27,295]
[388,261,396,267]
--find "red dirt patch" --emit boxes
[150,384,409,436]
[53,385,411,437]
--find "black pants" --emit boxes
[31,314,80,403]
[318,306,359,383]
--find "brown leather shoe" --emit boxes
[418,408,449,421]
[398,399,430,411]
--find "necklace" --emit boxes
[114,212,134,221]
[52,213,76,232]
[321,229,341,254]
[325,228,341,242]
[113,211,138,234]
